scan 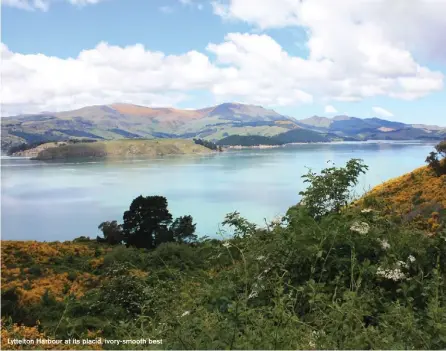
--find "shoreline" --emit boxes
[223,139,435,150]
[2,139,436,158]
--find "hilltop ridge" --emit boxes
[2,102,445,152]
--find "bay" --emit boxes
[1,141,437,241]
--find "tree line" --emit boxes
[193,138,223,151]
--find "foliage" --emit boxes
[425,140,446,176]
[217,135,281,146]
[299,159,369,219]
[97,221,123,245]
[119,195,198,249]
[122,196,173,249]
[170,215,198,243]
[436,140,446,158]
[193,138,222,151]
[361,163,446,233]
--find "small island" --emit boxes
[12,139,217,160]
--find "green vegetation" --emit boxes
[6,139,97,156]
[216,135,280,146]
[217,127,344,146]
[2,150,446,350]
[30,139,214,160]
[97,196,198,249]
[358,140,446,234]
[274,128,329,144]
[425,140,446,176]
[299,159,369,219]
[193,138,223,151]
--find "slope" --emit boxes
[1,103,300,152]
[361,162,446,233]
[32,139,214,160]
[297,115,445,141]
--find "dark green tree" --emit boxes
[170,215,197,243]
[425,140,446,176]
[436,140,446,158]
[97,220,123,245]
[123,195,173,249]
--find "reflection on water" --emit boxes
[1,141,437,241]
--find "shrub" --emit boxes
[299,159,369,219]
[103,245,145,268]
[425,140,446,176]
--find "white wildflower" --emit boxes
[256,255,266,261]
[248,290,258,299]
[408,255,416,263]
[378,239,390,250]
[222,241,231,248]
[271,215,283,225]
[376,267,406,281]
[361,208,373,213]
[350,221,370,235]
[180,311,190,317]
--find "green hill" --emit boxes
[1,103,300,152]
[4,102,444,154]
[29,139,214,160]
[216,128,347,146]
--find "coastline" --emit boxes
[223,139,435,150]
[3,139,436,157]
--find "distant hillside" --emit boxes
[216,127,356,147]
[296,115,445,141]
[216,135,280,147]
[274,128,329,144]
[1,103,300,152]
[29,139,214,160]
[2,103,445,153]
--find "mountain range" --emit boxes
[1,103,445,151]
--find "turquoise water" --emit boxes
[1,141,437,241]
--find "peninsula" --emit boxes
[16,139,215,160]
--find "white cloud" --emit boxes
[0,42,227,115]
[2,27,445,116]
[325,105,337,114]
[373,107,394,118]
[2,0,105,11]
[212,0,446,63]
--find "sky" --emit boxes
[1,0,446,125]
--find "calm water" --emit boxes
[1,141,437,241]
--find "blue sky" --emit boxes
[2,0,446,125]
